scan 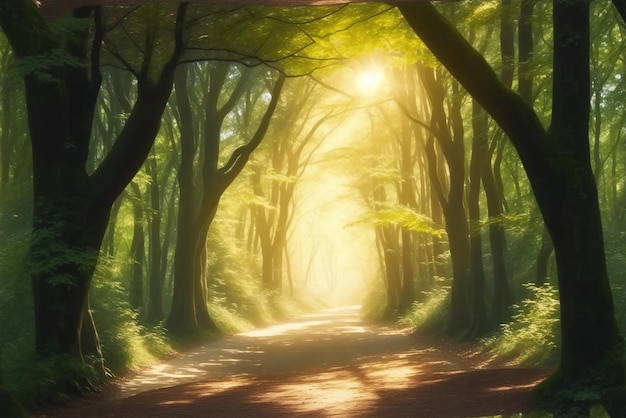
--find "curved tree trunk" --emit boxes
[399,1,626,411]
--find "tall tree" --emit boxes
[0,2,188,364]
[399,1,626,413]
[419,66,473,336]
[166,62,284,336]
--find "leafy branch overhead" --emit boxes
[352,204,446,239]
[100,3,422,76]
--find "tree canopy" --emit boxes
[2,1,626,416]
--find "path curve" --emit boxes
[45,306,550,417]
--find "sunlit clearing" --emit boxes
[356,69,386,97]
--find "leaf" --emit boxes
[351,204,446,238]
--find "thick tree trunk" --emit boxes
[193,219,218,330]
[536,3,625,410]
[443,203,471,335]
[167,233,200,336]
[30,199,110,359]
[168,65,284,332]
[166,66,204,337]
[399,1,626,411]
[1,3,187,362]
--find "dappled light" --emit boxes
[3,1,626,416]
[113,306,399,398]
[50,307,550,417]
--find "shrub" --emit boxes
[399,280,450,332]
[482,283,560,367]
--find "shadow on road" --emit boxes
[50,306,550,417]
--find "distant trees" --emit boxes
[248,77,340,294]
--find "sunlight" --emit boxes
[356,68,386,97]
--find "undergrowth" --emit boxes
[398,280,450,332]
[482,283,561,367]
[0,220,322,411]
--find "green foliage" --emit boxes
[90,257,172,375]
[205,211,323,332]
[18,48,86,82]
[0,230,35,400]
[205,218,272,330]
[179,4,425,76]
[483,284,560,367]
[353,204,446,238]
[10,354,102,407]
[398,281,451,332]
[15,15,91,83]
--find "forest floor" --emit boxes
[36,306,551,418]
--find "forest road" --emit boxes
[45,305,550,417]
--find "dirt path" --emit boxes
[43,306,550,417]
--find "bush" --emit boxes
[482,283,560,367]
[399,279,450,333]
[91,258,172,375]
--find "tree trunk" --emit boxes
[466,100,489,337]
[534,229,554,286]
[30,200,110,359]
[398,227,415,314]
[128,182,145,311]
[381,228,402,320]
[168,65,284,333]
[399,1,626,410]
[0,3,187,362]
[147,154,163,323]
[481,150,511,323]
[420,67,471,336]
[166,65,204,336]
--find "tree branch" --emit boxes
[218,72,286,191]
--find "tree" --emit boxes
[0,2,188,365]
[399,1,626,413]
[418,66,474,336]
[249,77,337,293]
[166,62,285,337]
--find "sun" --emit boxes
[356,69,386,97]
